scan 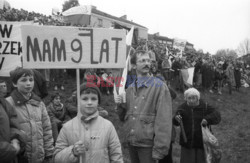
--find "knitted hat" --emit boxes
[80,82,102,104]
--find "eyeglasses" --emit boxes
[137,59,151,64]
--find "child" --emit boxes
[46,92,71,143]
[0,79,8,98]
[6,67,54,163]
[65,90,109,119]
[54,82,123,163]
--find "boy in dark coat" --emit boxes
[0,98,27,163]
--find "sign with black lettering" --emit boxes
[21,25,126,69]
[0,21,32,76]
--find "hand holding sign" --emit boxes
[114,92,126,104]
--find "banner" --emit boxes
[62,5,92,16]
[62,5,92,26]
[173,38,187,57]
[181,67,195,87]
[21,25,126,69]
[0,21,33,76]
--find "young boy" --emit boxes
[0,80,8,98]
[6,67,54,163]
[46,92,71,143]
[54,82,123,163]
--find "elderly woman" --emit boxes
[173,88,221,163]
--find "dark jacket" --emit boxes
[32,69,48,99]
[64,95,77,119]
[46,102,71,124]
[0,98,27,163]
[172,60,182,76]
[173,100,221,149]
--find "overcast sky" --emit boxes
[6,0,250,54]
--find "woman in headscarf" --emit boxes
[173,88,221,163]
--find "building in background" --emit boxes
[91,6,148,45]
[148,32,194,50]
[148,33,173,47]
[62,5,148,45]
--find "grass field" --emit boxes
[47,77,250,163]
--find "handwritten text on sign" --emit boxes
[0,21,32,76]
[21,25,126,69]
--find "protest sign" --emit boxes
[0,21,33,76]
[21,25,126,69]
[173,38,187,57]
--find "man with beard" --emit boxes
[115,50,172,163]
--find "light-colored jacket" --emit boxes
[117,77,172,160]
[54,113,123,163]
[6,90,54,163]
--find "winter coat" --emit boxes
[234,68,241,88]
[173,100,221,149]
[225,65,236,86]
[46,102,71,124]
[54,112,123,163]
[172,60,182,76]
[6,90,54,163]
[201,63,215,89]
[65,96,77,119]
[117,77,172,160]
[0,98,27,163]
[32,69,48,99]
[214,68,224,81]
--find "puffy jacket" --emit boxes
[6,90,54,163]
[117,77,172,160]
[46,102,71,124]
[54,112,123,163]
[173,100,221,149]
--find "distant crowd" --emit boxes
[1,6,250,96]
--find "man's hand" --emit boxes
[11,139,20,154]
[114,93,125,104]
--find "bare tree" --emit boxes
[237,38,250,57]
[215,49,238,61]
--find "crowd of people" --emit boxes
[0,7,68,26]
[1,6,249,163]
[0,53,222,163]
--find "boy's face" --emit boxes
[53,96,61,105]
[13,74,34,95]
[79,92,98,116]
[0,82,7,97]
